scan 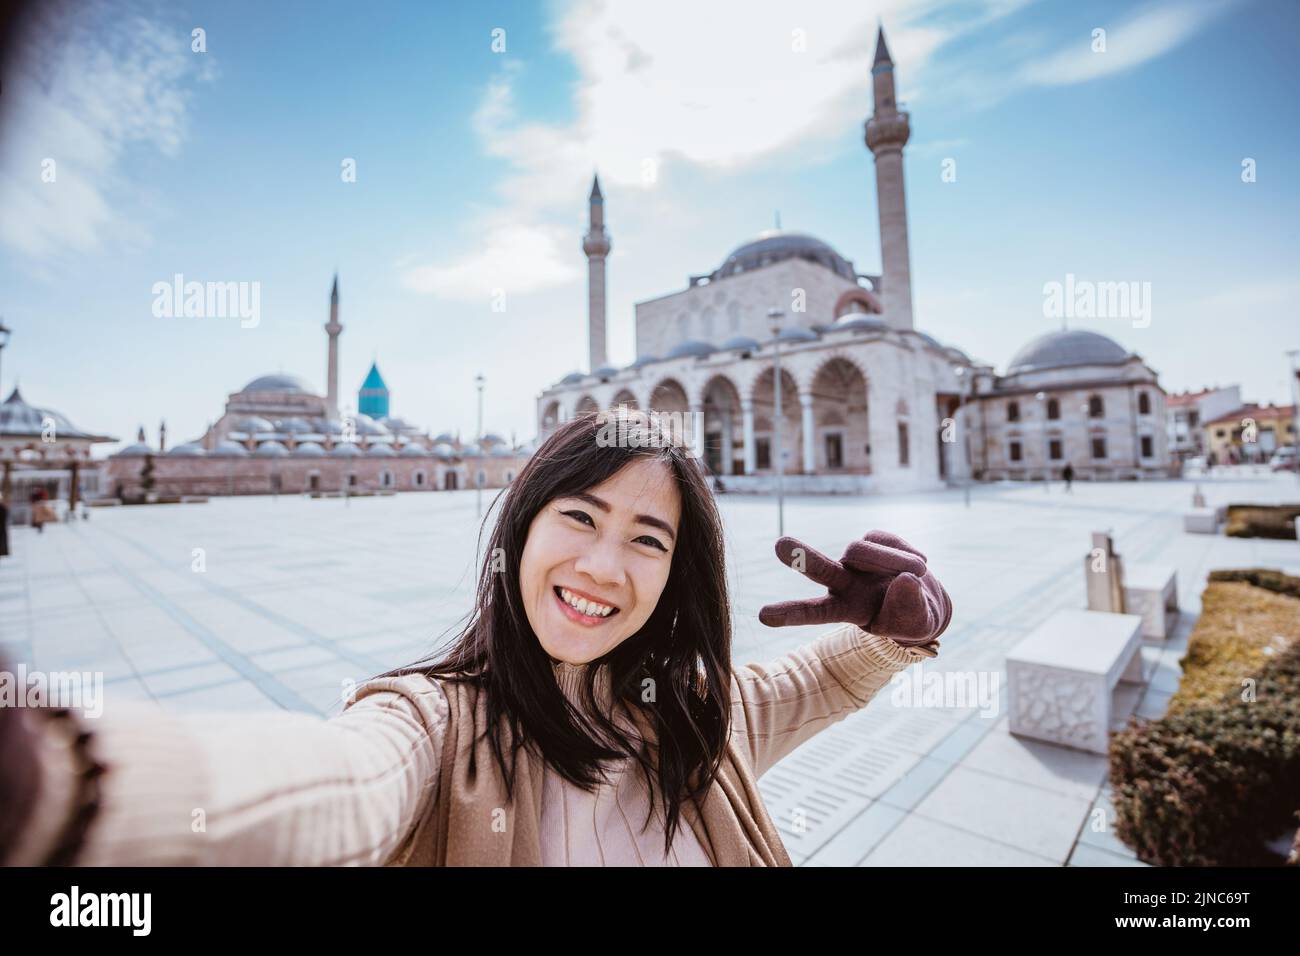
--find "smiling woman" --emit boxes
[0,406,952,867]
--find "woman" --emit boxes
[0,408,951,867]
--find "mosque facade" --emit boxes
[536,27,1170,492]
[106,276,531,499]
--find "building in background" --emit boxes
[1203,402,1297,464]
[1165,385,1241,462]
[536,27,1171,490]
[106,276,530,499]
[0,386,115,524]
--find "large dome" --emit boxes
[1007,330,1130,375]
[714,230,856,281]
[240,373,315,394]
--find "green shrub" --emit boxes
[1109,639,1300,866]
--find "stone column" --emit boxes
[742,400,756,475]
[800,392,816,473]
[689,401,705,463]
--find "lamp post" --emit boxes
[475,372,485,520]
[0,319,10,399]
[1036,391,1050,491]
[768,308,785,537]
[1287,350,1300,485]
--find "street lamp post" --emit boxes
[768,308,785,537]
[475,372,485,519]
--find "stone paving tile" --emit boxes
[1068,843,1150,867]
[958,717,1108,802]
[862,812,1057,866]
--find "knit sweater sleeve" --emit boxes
[728,624,927,778]
[14,673,448,867]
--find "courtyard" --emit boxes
[2,472,1298,866]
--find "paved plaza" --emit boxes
[3,474,1299,866]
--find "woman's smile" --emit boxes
[552,585,621,626]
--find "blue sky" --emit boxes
[2,0,1297,454]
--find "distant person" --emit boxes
[1062,462,1075,492]
[0,408,952,867]
[0,493,8,560]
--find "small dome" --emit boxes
[330,442,362,457]
[366,444,396,457]
[627,355,661,371]
[1007,329,1130,375]
[482,432,507,445]
[113,442,154,457]
[770,326,819,344]
[559,371,586,385]
[593,365,621,379]
[665,340,715,359]
[719,335,761,352]
[432,442,456,459]
[829,314,887,334]
[241,373,315,394]
[315,418,344,435]
[212,440,249,456]
[490,445,515,457]
[431,432,455,444]
[399,444,430,457]
[166,442,207,457]
[461,443,483,457]
[231,416,275,433]
[275,417,314,434]
[253,440,289,457]
[352,413,390,436]
[293,441,326,457]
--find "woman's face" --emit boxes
[520,457,682,665]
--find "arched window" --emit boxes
[1047,398,1060,420]
[414,470,426,487]
[1137,392,1151,415]
[381,470,393,488]
[1006,401,1020,423]
[1088,395,1104,418]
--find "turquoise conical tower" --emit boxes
[358,360,390,418]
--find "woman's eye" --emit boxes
[561,509,594,527]
[636,535,668,553]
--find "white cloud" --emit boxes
[1020,0,1237,87]
[0,4,213,260]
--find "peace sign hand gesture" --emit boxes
[758,530,952,654]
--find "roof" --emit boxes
[1203,403,1296,427]
[241,373,316,394]
[360,362,388,392]
[1006,329,1130,375]
[873,25,893,67]
[713,230,856,282]
[0,386,115,442]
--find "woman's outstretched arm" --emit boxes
[2,673,448,867]
[729,624,927,778]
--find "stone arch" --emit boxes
[610,389,638,411]
[808,356,870,473]
[700,373,743,476]
[574,394,600,417]
[833,288,884,319]
[749,366,802,473]
[648,377,690,414]
[541,399,561,434]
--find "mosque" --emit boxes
[536,27,1171,492]
[105,276,531,499]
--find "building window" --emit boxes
[381,470,393,488]
[756,438,771,470]
[1047,398,1060,420]
[898,423,910,466]
[476,469,487,487]
[1189,410,1199,427]
[1009,441,1022,462]
[1006,401,1020,423]
[348,473,358,487]
[505,470,515,483]
[414,471,426,487]
[825,433,843,469]
[1049,439,1063,460]
[1091,436,1107,459]
[1088,395,1104,418]
[1138,392,1151,415]
[1215,429,1226,439]
[1140,435,1154,458]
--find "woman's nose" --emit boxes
[572,537,627,590]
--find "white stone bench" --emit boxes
[1183,507,1219,533]
[1123,563,1178,639]
[1007,609,1145,754]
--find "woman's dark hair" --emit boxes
[377,406,732,856]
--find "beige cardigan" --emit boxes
[13,624,927,866]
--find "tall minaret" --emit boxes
[582,174,611,371]
[865,26,914,331]
[324,273,342,416]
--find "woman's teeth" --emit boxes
[558,587,617,617]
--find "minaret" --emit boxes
[159,419,167,452]
[865,26,914,331]
[582,175,611,371]
[324,273,342,417]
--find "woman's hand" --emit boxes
[758,530,952,652]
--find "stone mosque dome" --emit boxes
[1007,330,1130,375]
[713,230,857,281]
[240,373,316,394]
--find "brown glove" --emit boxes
[758,530,952,650]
